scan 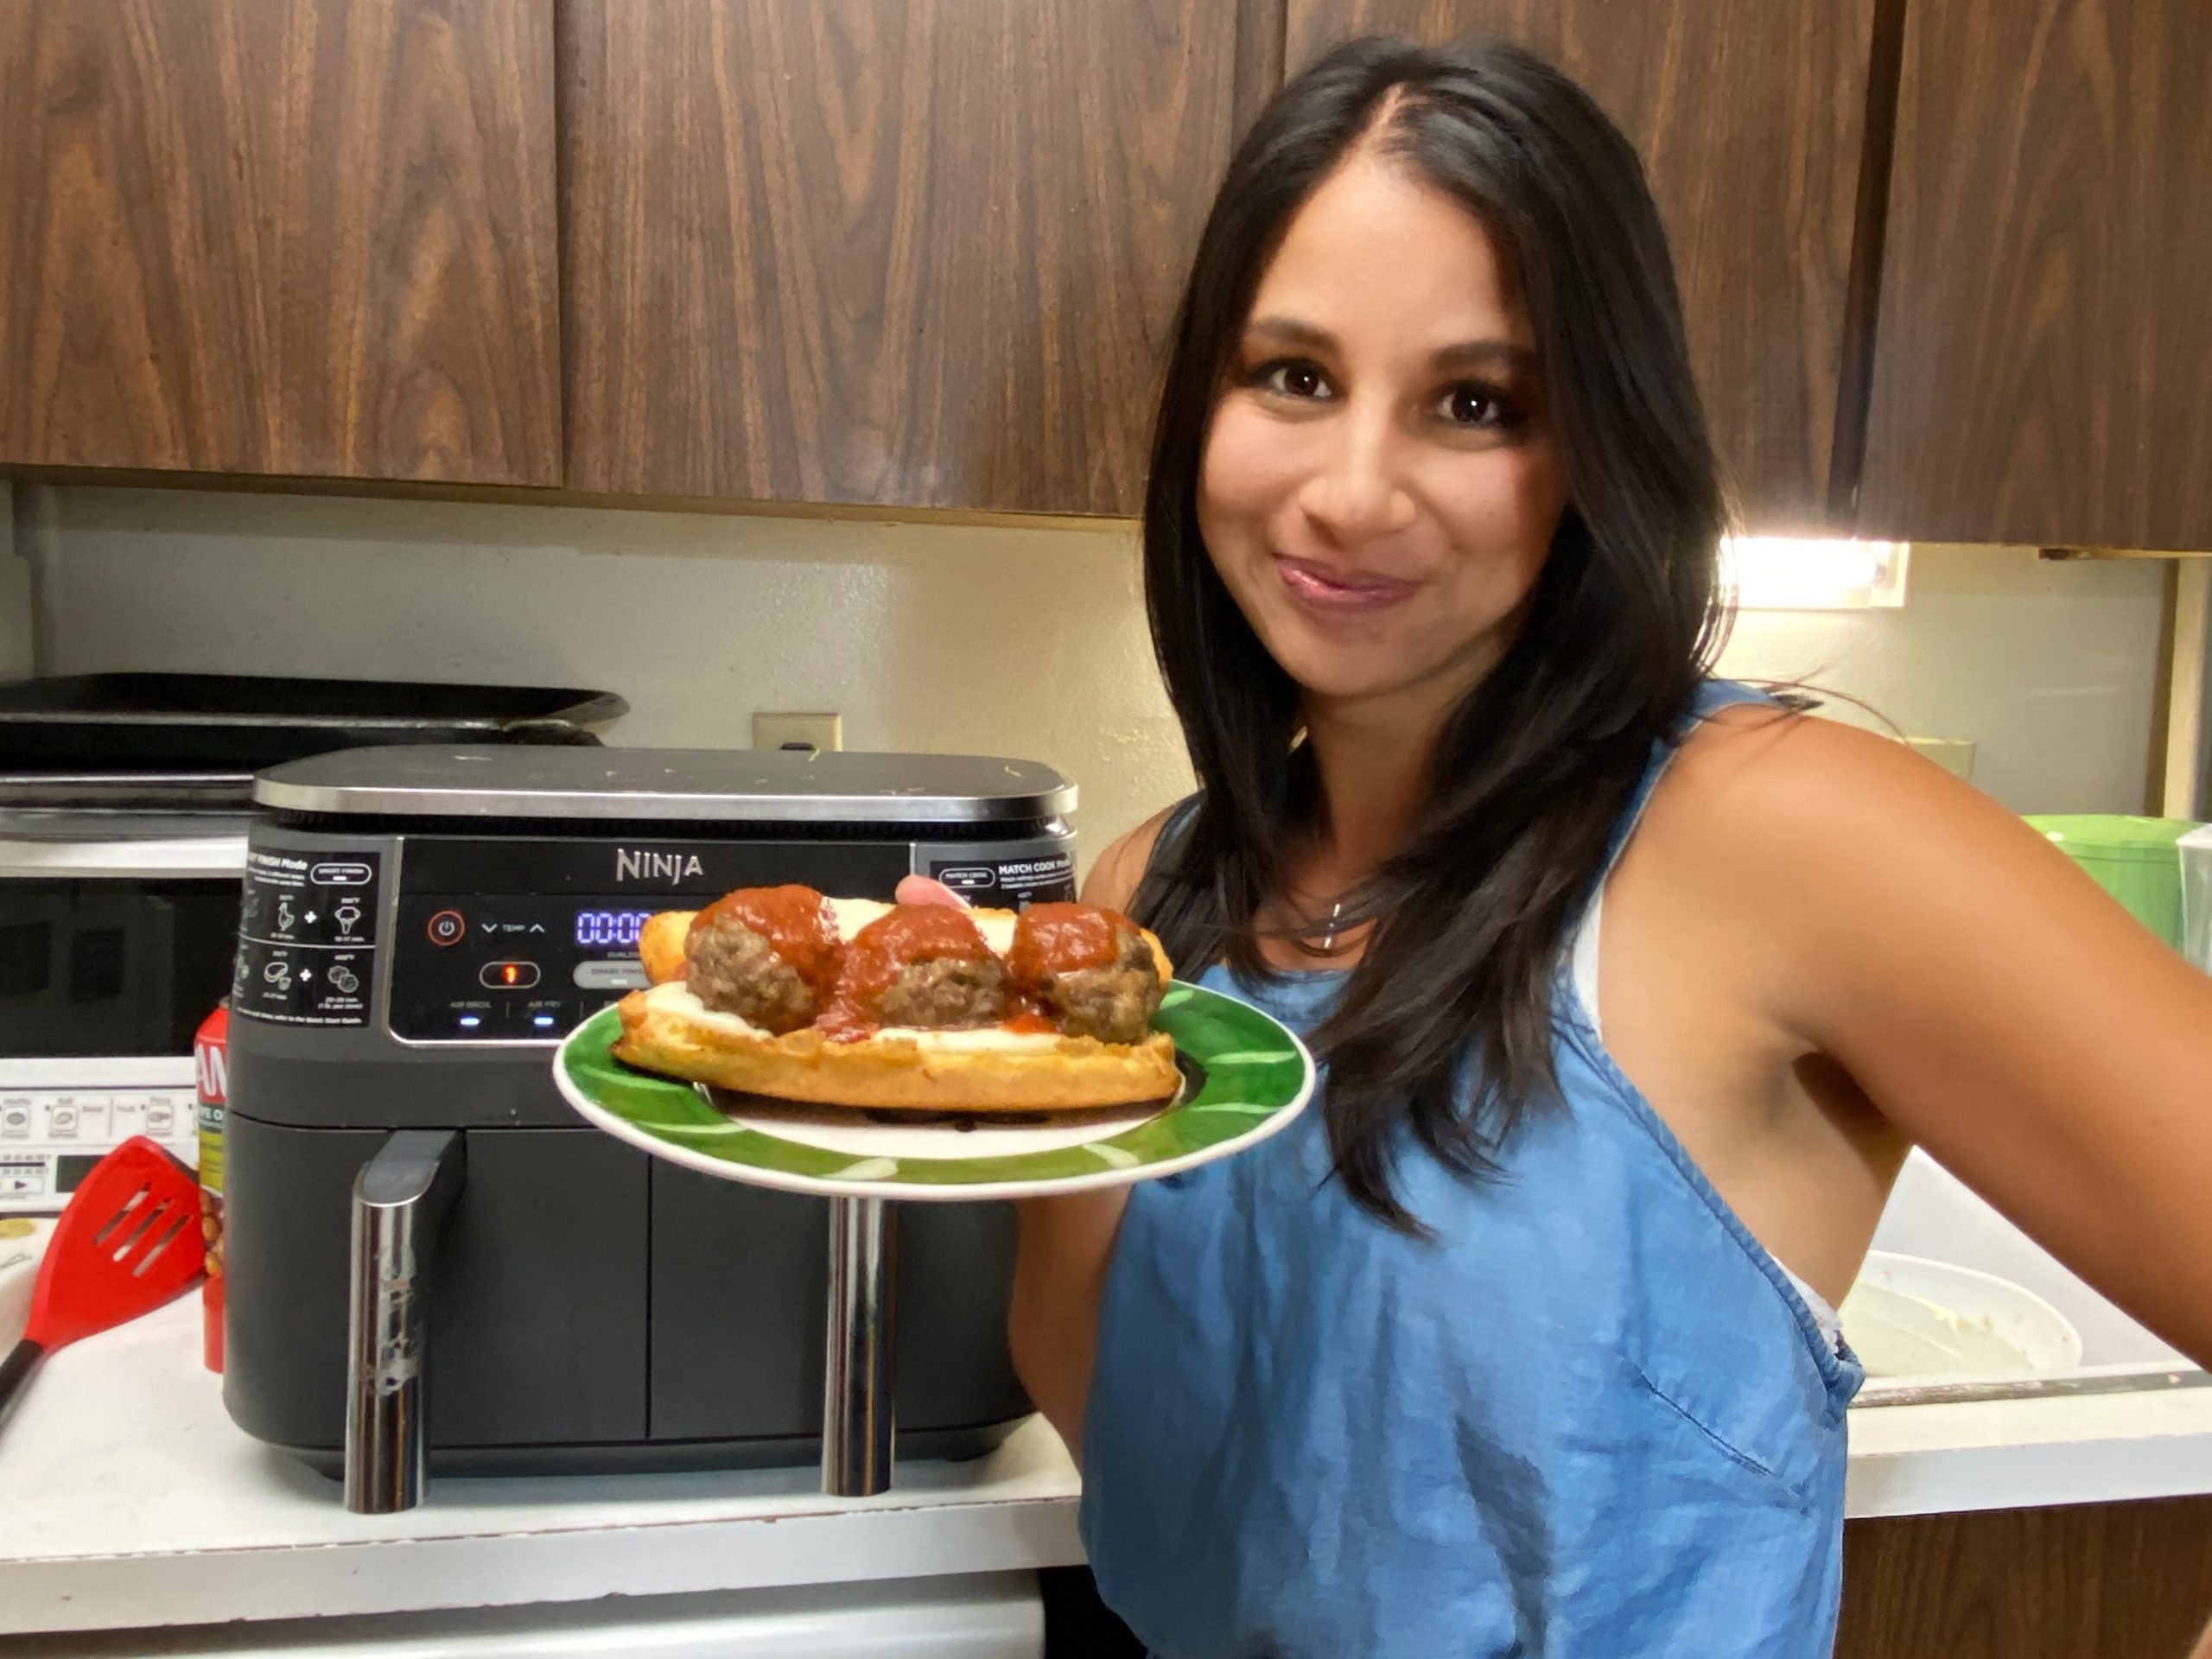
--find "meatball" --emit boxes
[687,913,818,1033]
[874,952,1009,1028]
[1034,925,1160,1045]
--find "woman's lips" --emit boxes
[1274,554,1418,616]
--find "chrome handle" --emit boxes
[823,1196,897,1496]
[344,1130,464,1515]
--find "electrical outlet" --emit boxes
[753,712,842,754]
[1907,737,1975,781]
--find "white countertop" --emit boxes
[6,1299,2212,1637]
[1847,1370,2212,1517]
[0,1300,1084,1637]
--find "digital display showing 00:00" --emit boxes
[575,910,655,949]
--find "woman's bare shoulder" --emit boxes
[1656,701,1993,861]
[1628,700,2070,1012]
[1081,802,1185,911]
[1642,699,2173,1043]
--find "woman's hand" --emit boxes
[894,874,971,909]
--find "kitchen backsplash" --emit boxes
[1722,543,2165,814]
[16,486,1192,861]
[12,486,2170,862]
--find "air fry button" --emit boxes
[480,960,541,990]
[428,910,465,946]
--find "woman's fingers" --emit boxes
[894,874,971,909]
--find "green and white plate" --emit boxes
[552,981,1314,1201]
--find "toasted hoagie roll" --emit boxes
[611,887,1178,1111]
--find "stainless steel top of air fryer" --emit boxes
[251,747,1077,824]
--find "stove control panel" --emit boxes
[0,1085,200,1215]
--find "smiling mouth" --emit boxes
[1274,555,1418,615]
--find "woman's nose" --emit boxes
[1298,418,1415,543]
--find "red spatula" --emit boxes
[0,1136,206,1429]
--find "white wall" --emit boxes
[1719,546,2168,814]
[24,488,2171,860]
[26,486,1192,861]
[0,483,28,681]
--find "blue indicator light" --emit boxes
[531,1014,557,1028]
[457,1014,482,1030]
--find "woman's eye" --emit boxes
[1436,383,1511,429]
[1255,359,1332,400]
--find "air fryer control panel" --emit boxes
[232,849,383,1028]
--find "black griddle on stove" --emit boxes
[0,675,626,800]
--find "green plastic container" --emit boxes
[2024,815,2201,949]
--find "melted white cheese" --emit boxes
[877,1024,1060,1054]
[648,980,768,1037]
[825,897,891,942]
[823,894,1015,956]
[649,979,1061,1052]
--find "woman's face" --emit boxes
[1198,151,1567,722]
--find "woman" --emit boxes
[918,35,2212,1656]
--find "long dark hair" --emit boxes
[1129,36,1729,1233]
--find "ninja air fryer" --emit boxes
[221,747,1073,1486]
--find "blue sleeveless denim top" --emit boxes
[1079,683,1864,1656]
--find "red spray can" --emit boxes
[194,1002,229,1373]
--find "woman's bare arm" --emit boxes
[1672,714,2212,1365]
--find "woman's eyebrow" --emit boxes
[1243,315,1336,353]
[1243,316,1536,376]
[1430,339,1539,374]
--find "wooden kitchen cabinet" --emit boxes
[0,0,562,485]
[557,0,1251,515]
[1859,0,2212,551]
[1284,1,1879,534]
[1836,1496,2212,1658]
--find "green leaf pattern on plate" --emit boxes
[556,981,1308,1188]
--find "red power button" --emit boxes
[427,910,466,946]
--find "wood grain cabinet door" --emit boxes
[1836,1497,2212,1659]
[1859,0,2212,551]
[0,0,562,484]
[558,1,1245,514]
[1285,2,1878,534]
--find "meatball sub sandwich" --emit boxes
[613,885,1178,1110]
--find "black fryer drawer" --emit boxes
[224,1116,648,1451]
[649,1163,1029,1440]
